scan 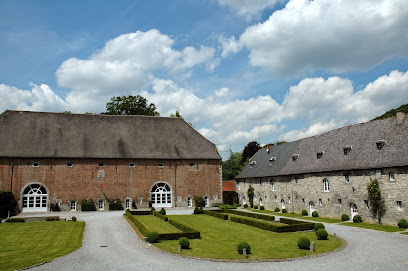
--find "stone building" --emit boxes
[0,110,222,212]
[236,112,408,225]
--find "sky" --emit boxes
[1,0,408,160]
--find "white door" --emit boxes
[125,199,131,209]
[151,183,172,208]
[187,197,192,207]
[204,196,209,207]
[22,184,48,212]
[281,199,285,210]
[351,203,358,219]
[259,198,263,206]
[243,196,246,205]
[309,201,315,214]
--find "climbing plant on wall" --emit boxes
[367,178,386,224]
[247,185,254,208]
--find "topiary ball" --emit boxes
[71,216,77,222]
[274,207,280,212]
[316,229,328,240]
[398,219,408,228]
[151,207,156,212]
[254,205,258,209]
[341,214,349,221]
[179,237,190,249]
[297,237,311,250]
[243,204,249,208]
[260,206,265,210]
[314,223,325,231]
[237,242,251,255]
[301,209,308,216]
[147,232,160,243]
[160,208,166,215]
[282,209,287,213]
[312,211,319,217]
[353,215,362,223]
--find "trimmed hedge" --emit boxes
[312,211,319,217]
[237,242,251,254]
[316,228,328,240]
[153,211,168,222]
[46,216,60,221]
[194,207,204,214]
[282,209,287,213]
[167,218,201,240]
[230,216,315,233]
[203,210,228,220]
[274,207,280,212]
[125,209,150,236]
[225,209,275,221]
[0,191,17,218]
[109,198,124,210]
[147,232,160,243]
[301,209,308,216]
[314,223,325,231]
[81,199,96,211]
[341,214,350,221]
[6,218,25,223]
[353,215,362,223]
[129,210,152,215]
[398,219,408,228]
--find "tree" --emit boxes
[247,185,254,208]
[241,141,261,165]
[367,178,386,224]
[222,150,244,180]
[169,110,194,127]
[105,95,160,116]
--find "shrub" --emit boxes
[341,214,349,221]
[254,205,258,209]
[108,198,124,210]
[225,209,275,221]
[237,242,251,255]
[282,209,287,213]
[153,211,168,222]
[160,208,166,215]
[243,204,248,208]
[297,237,311,250]
[194,196,205,208]
[147,232,160,243]
[6,218,25,223]
[398,219,408,228]
[353,215,362,223]
[194,207,203,214]
[316,229,328,240]
[274,207,280,212]
[46,216,60,221]
[314,223,325,231]
[203,210,228,220]
[301,209,308,216]
[72,216,77,221]
[151,207,156,212]
[312,211,319,217]
[179,237,190,249]
[81,199,96,211]
[260,206,265,210]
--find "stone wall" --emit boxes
[0,158,222,211]
[237,166,408,225]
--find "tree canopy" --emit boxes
[169,110,194,127]
[241,141,261,165]
[374,103,408,120]
[222,151,244,180]
[105,95,160,116]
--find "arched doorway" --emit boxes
[281,199,285,210]
[22,183,48,212]
[350,203,358,219]
[309,201,315,214]
[259,198,264,206]
[151,182,172,208]
[242,196,246,205]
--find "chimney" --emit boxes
[397,111,405,125]
[266,143,271,154]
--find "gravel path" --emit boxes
[18,210,408,271]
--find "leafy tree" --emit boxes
[222,150,244,180]
[247,185,254,208]
[105,95,160,116]
[170,110,194,127]
[241,141,261,165]
[374,103,408,120]
[367,178,386,224]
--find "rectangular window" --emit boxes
[319,199,323,206]
[237,182,240,191]
[294,178,299,185]
[288,197,291,204]
[302,198,305,205]
[125,199,131,209]
[345,175,350,183]
[158,163,164,168]
[98,163,104,167]
[275,196,278,202]
[389,172,395,182]
[338,199,342,207]
[70,200,76,211]
[260,179,263,186]
[98,200,104,210]
[364,200,370,209]
[396,201,403,210]
[271,181,275,191]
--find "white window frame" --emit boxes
[271,181,275,191]
[98,199,104,210]
[129,163,135,168]
[338,198,342,207]
[125,198,131,209]
[364,200,370,209]
[396,200,403,210]
[389,172,395,182]
[319,199,323,206]
[32,162,40,167]
[323,179,330,192]
[66,162,73,167]
[70,200,76,211]
[187,197,192,207]
[158,163,165,168]
[345,175,350,183]
[237,182,240,191]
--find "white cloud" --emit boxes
[217,0,281,20]
[240,0,408,75]
[214,87,229,97]
[278,120,345,142]
[218,35,242,58]
[0,83,67,113]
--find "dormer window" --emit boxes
[292,154,299,161]
[250,161,256,167]
[129,163,135,167]
[317,150,324,159]
[376,140,386,150]
[32,162,40,167]
[158,163,165,168]
[269,157,277,163]
[343,145,352,155]
[66,162,73,167]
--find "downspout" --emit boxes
[174,162,177,207]
[10,159,14,191]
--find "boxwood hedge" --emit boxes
[225,209,275,221]
[203,210,228,220]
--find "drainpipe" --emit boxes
[174,162,177,207]
[10,159,14,191]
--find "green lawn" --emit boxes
[153,215,342,260]
[137,215,181,233]
[251,209,342,223]
[302,217,343,223]
[341,222,402,232]
[400,232,408,235]
[0,221,85,271]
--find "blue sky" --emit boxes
[1,0,408,159]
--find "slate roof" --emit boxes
[0,110,221,160]
[236,114,408,179]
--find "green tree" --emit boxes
[169,110,194,127]
[222,150,243,180]
[105,95,160,116]
[241,141,261,165]
[367,178,386,224]
[247,185,254,208]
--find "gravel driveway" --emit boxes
[19,210,408,271]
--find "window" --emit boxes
[243,180,246,187]
[319,199,323,206]
[129,163,135,167]
[364,200,370,209]
[98,163,104,167]
[125,198,131,209]
[396,201,403,210]
[32,162,40,167]
[70,200,76,211]
[345,175,350,183]
[187,197,192,207]
[214,195,218,201]
[338,199,342,207]
[265,195,268,202]
[288,197,291,204]
[317,150,324,159]
[66,162,73,167]
[269,157,276,163]
[343,145,352,155]
[302,198,305,204]
[237,182,240,191]
[294,178,299,185]
[292,154,299,161]
[275,196,278,202]
[204,196,209,207]
[259,179,263,186]
[158,163,164,168]
[323,179,330,192]
[98,199,104,210]
[189,162,195,167]
[376,140,386,150]
[389,172,395,182]
[250,161,256,167]
[271,181,275,191]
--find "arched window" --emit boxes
[281,199,285,209]
[22,183,48,212]
[323,178,330,192]
[151,182,172,208]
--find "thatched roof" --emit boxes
[0,110,221,160]
[236,113,408,179]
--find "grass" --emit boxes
[341,222,402,232]
[153,215,342,260]
[401,232,408,235]
[136,215,181,233]
[251,209,342,223]
[302,217,343,223]
[0,221,85,271]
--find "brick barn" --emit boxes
[0,110,222,212]
[236,112,408,225]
